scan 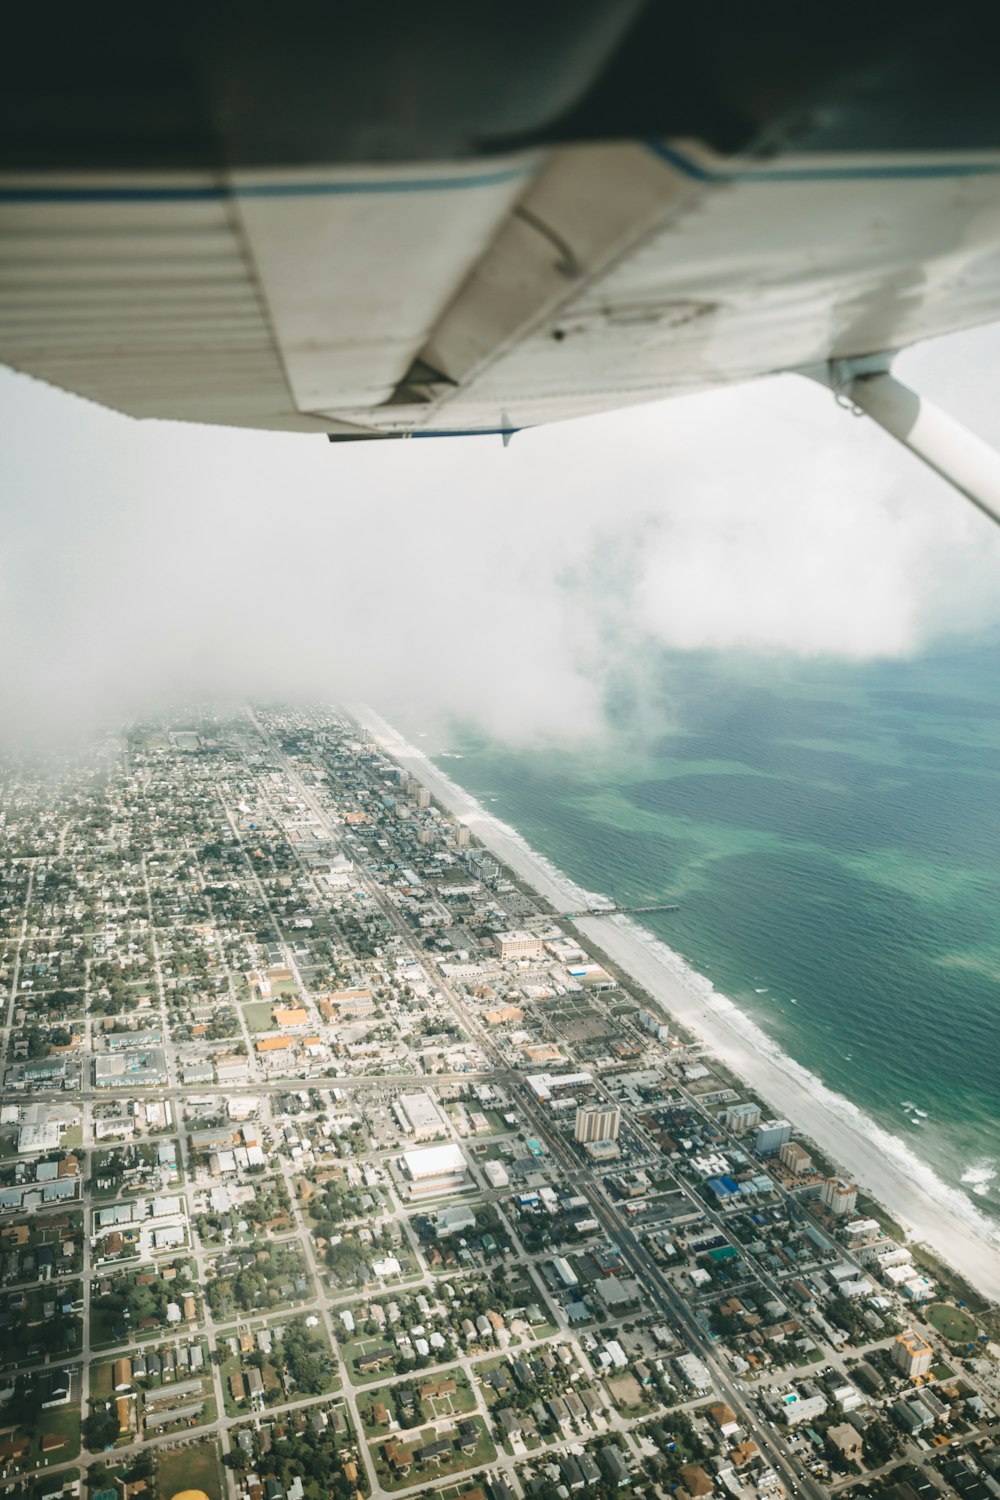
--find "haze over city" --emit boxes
[3,322,1000,751]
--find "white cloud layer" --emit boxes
[2,321,1000,747]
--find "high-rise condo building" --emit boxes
[779,1141,814,1175]
[754,1119,792,1155]
[894,1330,933,1377]
[821,1177,858,1217]
[574,1104,622,1144]
[725,1102,761,1135]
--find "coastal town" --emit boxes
[0,706,998,1500]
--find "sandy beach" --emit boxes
[354,705,1000,1304]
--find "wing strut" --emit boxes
[808,358,1000,531]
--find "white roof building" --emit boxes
[400,1143,466,1180]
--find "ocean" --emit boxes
[396,642,1000,1222]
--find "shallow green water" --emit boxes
[407,645,1000,1218]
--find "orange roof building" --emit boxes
[522,1042,563,1063]
[256,1035,294,1052]
[273,1007,309,1028]
[484,1006,523,1025]
[681,1466,714,1497]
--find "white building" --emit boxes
[435,1205,476,1237]
[399,1143,469,1199]
[821,1177,858,1217]
[754,1119,792,1155]
[674,1353,712,1392]
[483,1160,509,1189]
[843,1217,881,1245]
[781,1391,828,1426]
[637,1009,670,1043]
[395,1090,448,1141]
[17,1123,60,1154]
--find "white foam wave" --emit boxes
[353,703,1000,1265]
[961,1162,998,1197]
[613,912,1000,1248]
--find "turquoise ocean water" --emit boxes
[399,644,1000,1222]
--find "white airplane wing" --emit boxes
[3,2,1000,470]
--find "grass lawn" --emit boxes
[469,1140,513,1163]
[157,1439,222,1500]
[358,1371,476,1436]
[425,1378,476,1419]
[529,1320,559,1341]
[925,1303,978,1344]
[792,1347,825,1366]
[341,1333,399,1385]
[472,1355,509,1406]
[21,1403,82,1469]
[372,1417,497,1492]
[33,1469,80,1500]
[242,1000,276,1033]
[89,1306,126,1349]
[217,1350,246,1416]
[358,1384,397,1439]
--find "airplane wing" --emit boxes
[3,3,1000,443]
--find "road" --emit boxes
[255,711,827,1500]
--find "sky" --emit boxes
[2,323,1000,748]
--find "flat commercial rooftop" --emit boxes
[401,1143,466,1179]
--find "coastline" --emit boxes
[353,704,1000,1305]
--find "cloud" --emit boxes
[1,321,999,748]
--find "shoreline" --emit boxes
[353,704,1000,1305]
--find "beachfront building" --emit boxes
[496,930,544,961]
[843,1217,882,1246]
[724,1102,761,1135]
[467,850,500,886]
[779,1141,814,1175]
[637,1009,670,1043]
[574,1103,621,1144]
[894,1330,933,1378]
[821,1177,858,1217]
[755,1119,792,1156]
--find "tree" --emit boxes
[290,1352,324,1393]
[83,1406,120,1451]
